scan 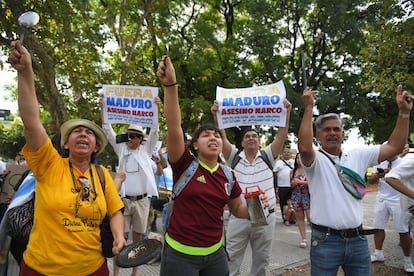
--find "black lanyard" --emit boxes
[69,161,97,201]
[282,159,293,169]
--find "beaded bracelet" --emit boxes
[164,82,178,87]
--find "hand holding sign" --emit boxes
[215,81,288,129]
[101,85,159,128]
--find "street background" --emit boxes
[109,186,410,275]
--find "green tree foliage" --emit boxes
[0,120,25,160]
[360,1,414,143]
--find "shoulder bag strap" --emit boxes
[318,149,336,166]
[282,159,293,169]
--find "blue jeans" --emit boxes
[310,228,371,276]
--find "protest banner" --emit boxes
[102,84,159,128]
[216,80,287,129]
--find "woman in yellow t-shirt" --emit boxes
[8,40,127,275]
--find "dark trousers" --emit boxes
[160,243,229,276]
[277,186,292,222]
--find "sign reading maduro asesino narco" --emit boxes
[216,80,287,129]
[102,84,159,128]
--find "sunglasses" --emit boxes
[78,176,90,201]
[128,134,142,140]
[78,176,97,201]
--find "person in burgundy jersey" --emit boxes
[156,56,265,276]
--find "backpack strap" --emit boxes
[259,150,274,171]
[230,149,243,169]
[163,158,199,233]
[95,164,105,193]
[173,160,235,197]
[172,158,199,199]
[230,149,275,188]
[13,169,32,191]
[96,165,125,217]
[231,149,274,172]
[219,164,235,192]
[95,164,110,214]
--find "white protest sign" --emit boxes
[102,84,159,128]
[216,80,287,129]
[153,140,162,155]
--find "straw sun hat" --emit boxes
[127,124,144,136]
[60,119,108,155]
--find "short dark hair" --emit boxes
[189,124,222,158]
[241,128,259,138]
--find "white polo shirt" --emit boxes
[301,146,380,229]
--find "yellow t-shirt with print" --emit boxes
[22,138,123,275]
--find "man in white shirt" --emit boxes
[211,99,292,276]
[273,148,294,225]
[100,98,163,276]
[298,85,412,275]
[385,150,414,272]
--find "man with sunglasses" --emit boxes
[100,97,163,276]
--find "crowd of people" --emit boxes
[1,39,414,276]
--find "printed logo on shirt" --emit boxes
[197,175,206,183]
[64,188,103,232]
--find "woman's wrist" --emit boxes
[164,82,178,87]
[399,111,410,119]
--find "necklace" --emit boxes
[69,160,97,201]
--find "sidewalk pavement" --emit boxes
[110,191,410,275]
